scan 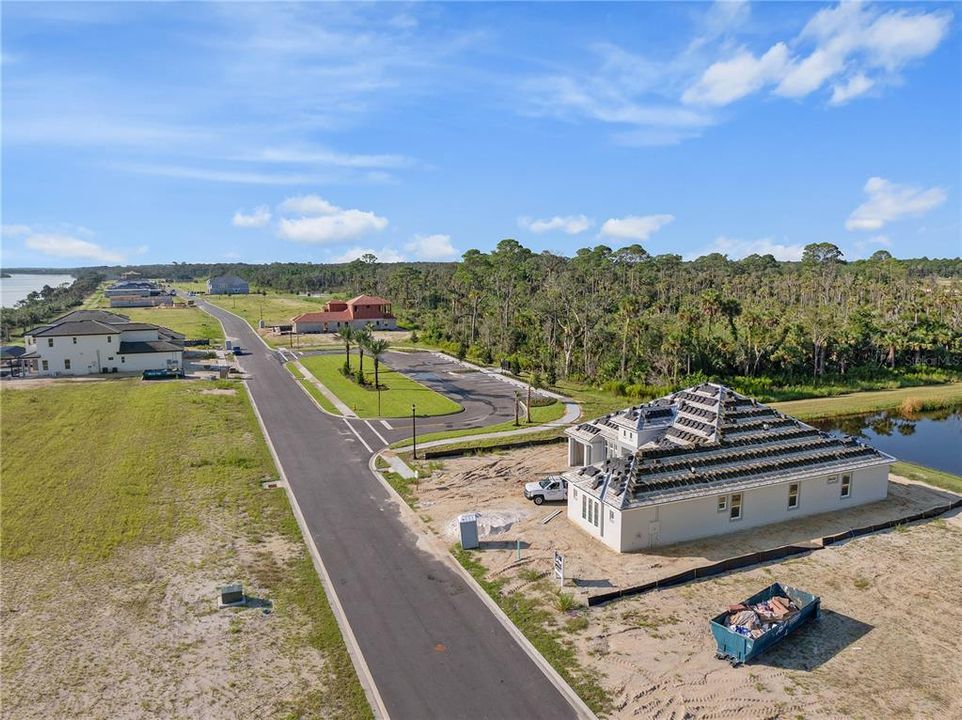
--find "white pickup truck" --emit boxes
[523,476,568,505]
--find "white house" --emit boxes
[564,383,894,551]
[22,310,184,377]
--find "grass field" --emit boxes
[286,362,339,414]
[0,380,370,718]
[299,353,461,418]
[892,460,962,495]
[771,382,962,420]
[390,401,565,448]
[182,287,333,334]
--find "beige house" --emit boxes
[564,383,894,551]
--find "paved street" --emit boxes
[196,299,583,720]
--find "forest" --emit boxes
[3,243,960,394]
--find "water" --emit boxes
[812,406,962,475]
[0,273,75,307]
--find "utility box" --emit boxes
[458,513,480,550]
[220,583,245,607]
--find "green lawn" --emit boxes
[891,461,962,495]
[182,286,334,341]
[299,353,462,418]
[0,379,370,717]
[120,306,224,342]
[771,383,962,421]
[390,401,566,448]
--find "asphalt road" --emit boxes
[196,299,583,720]
[298,349,531,445]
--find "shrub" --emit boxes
[530,370,544,389]
[900,397,923,416]
[355,369,366,385]
[553,591,578,613]
[409,330,419,344]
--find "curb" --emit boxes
[367,451,597,720]
[196,295,389,720]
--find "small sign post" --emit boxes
[553,550,565,587]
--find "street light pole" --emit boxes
[412,403,417,460]
[377,386,382,417]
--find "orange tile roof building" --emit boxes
[292,295,398,333]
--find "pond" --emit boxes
[812,406,962,476]
[1,273,75,307]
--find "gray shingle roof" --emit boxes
[31,320,121,337]
[119,340,183,354]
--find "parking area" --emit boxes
[303,349,547,445]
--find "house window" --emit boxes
[72,337,77,344]
[717,496,727,512]
[573,488,578,499]
[609,509,615,521]
[42,360,49,371]
[48,338,54,347]
[64,359,71,370]
[592,500,600,527]
[107,336,112,343]
[582,494,587,520]
[730,493,742,521]
[841,474,852,498]
[788,483,800,510]
[121,357,125,363]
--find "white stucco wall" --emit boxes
[615,464,891,551]
[294,318,398,334]
[28,332,182,376]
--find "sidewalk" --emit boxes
[292,360,356,417]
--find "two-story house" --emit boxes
[291,294,397,333]
[21,310,184,376]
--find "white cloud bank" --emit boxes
[519,215,592,235]
[25,233,125,263]
[685,3,951,107]
[685,236,806,262]
[232,205,272,228]
[600,214,674,241]
[405,234,459,261]
[276,194,388,244]
[846,177,947,231]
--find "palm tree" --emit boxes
[355,325,373,378]
[367,338,390,388]
[336,326,355,372]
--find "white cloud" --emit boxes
[1,224,32,238]
[25,234,125,263]
[684,4,951,107]
[519,215,592,235]
[829,73,874,105]
[241,146,414,170]
[278,194,339,215]
[600,214,674,242]
[232,205,272,228]
[329,246,407,263]
[846,177,947,231]
[684,236,806,262]
[276,195,388,244]
[404,234,459,261]
[118,163,327,185]
[682,43,789,106]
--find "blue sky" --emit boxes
[2,1,959,267]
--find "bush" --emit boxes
[342,360,351,376]
[456,341,469,360]
[553,591,578,613]
[355,369,366,385]
[409,330,419,344]
[530,370,544,389]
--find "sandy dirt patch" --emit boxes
[413,446,962,719]
[1,525,328,720]
[200,388,237,396]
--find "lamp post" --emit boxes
[411,403,417,460]
[377,385,382,417]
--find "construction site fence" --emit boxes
[587,496,962,607]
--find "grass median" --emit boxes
[299,353,461,418]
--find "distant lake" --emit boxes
[812,406,962,475]
[0,273,75,308]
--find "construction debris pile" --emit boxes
[724,595,800,639]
